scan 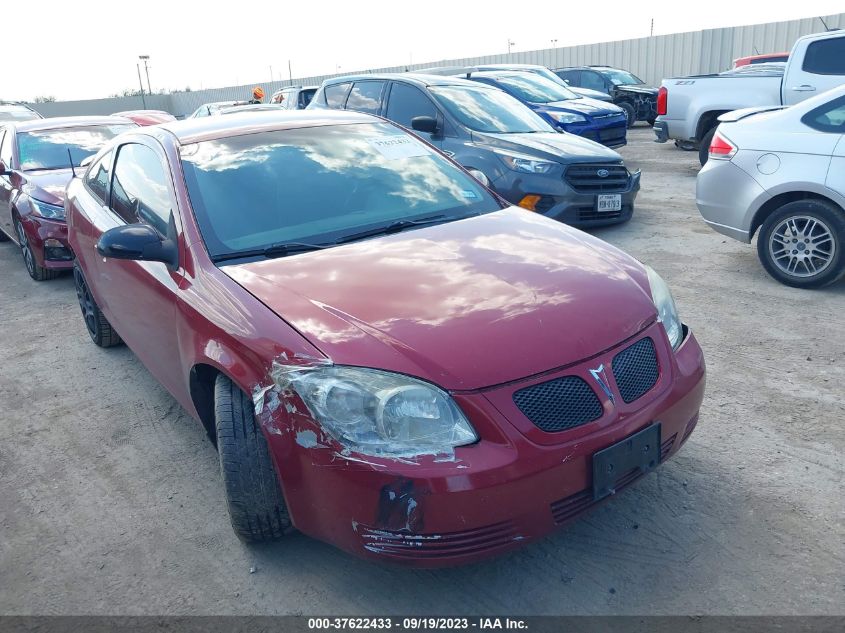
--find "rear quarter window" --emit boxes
[801,95,845,133]
[324,82,352,108]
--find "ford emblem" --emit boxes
[597,169,610,178]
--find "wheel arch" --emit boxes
[750,190,845,239]
[696,110,730,143]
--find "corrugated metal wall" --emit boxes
[30,12,845,119]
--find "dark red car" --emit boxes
[66,110,705,566]
[113,110,177,126]
[0,116,136,280]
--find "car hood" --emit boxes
[474,130,622,163]
[21,168,74,205]
[617,84,658,96]
[223,209,657,390]
[538,99,623,117]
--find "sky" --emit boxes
[3,0,843,102]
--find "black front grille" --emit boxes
[513,376,603,433]
[565,164,630,192]
[576,206,628,222]
[598,127,626,142]
[612,337,659,403]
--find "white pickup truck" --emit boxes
[653,30,845,164]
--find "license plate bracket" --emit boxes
[597,193,622,212]
[592,423,660,500]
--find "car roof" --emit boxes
[324,73,484,88]
[10,115,135,132]
[157,109,381,144]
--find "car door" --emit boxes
[0,127,15,237]
[783,34,845,105]
[580,70,608,93]
[383,82,443,150]
[92,140,186,395]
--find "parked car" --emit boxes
[0,116,136,280]
[218,103,285,115]
[309,73,640,227]
[270,85,319,109]
[66,109,705,565]
[422,64,613,102]
[556,66,658,127]
[463,70,628,148]
[696,85,845,288]
[188,101,249,118]
[0,102,43,123]
[113,110,176,126]
[654,30,845,165]
[733,52,789,68]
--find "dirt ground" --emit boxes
[0,126,843,616]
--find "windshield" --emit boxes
[181,122,502,259]
[602,69,643,86]
[429,86,552,134]
[0,106,41,123]
[17,124,135,171]
[488,73,578,103]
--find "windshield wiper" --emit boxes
[211,241,331,263]
[334,214,450,245]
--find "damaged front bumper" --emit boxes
[255,327,705,567]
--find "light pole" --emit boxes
[139,55,152,95]
[136,63,147,108]
[507,39,515,54]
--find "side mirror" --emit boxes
[96,223,178,268]
[411,115,439,135]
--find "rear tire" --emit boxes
[619,102,636,128]
[698,126,718,166]
[215,373,293,543]
[73,262,123,347]
[757,200,845,289]
[15,217,59,281]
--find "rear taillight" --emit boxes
[709,131,737,160]
[656,86,667,116]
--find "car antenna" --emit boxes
[67,148,77,178]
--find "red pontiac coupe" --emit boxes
[0,116,136,280]
[66,110,705,566]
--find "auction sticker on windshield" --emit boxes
[367,135,431,160]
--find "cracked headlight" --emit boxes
[646,266,683,351]
[30,198,65,220]
[496,151,556,174]
[548,112,587,124]
[280,366,477,457]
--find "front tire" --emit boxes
[15,217,59,281]
[215,373,292,543]
[73,262,123,347]
[619,102,636,128]
[757,200,845,288]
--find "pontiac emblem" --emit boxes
[589,364,615,404]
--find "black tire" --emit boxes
[647,117,656,126]
[756,200,845,289]
[15,217,59,281]
[73,262,123,347]
[619,102,636,128]
[698,126,718,167]
[215,373,292,543]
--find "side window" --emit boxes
[85,150,113,203]
[110,144,173,235]
[345,81,385,114]
[803,37,845,75]
[558,70,579,85]
[0,129,13,167]
[581,71,606,92]
[801,95,845,133]
[324,82,352,108]
[385,83,438,128]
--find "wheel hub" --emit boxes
[769,215,836,278]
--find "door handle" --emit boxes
[790,85,817,92]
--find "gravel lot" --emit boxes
[1,126,843,616]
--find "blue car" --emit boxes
[465,70,628,148]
